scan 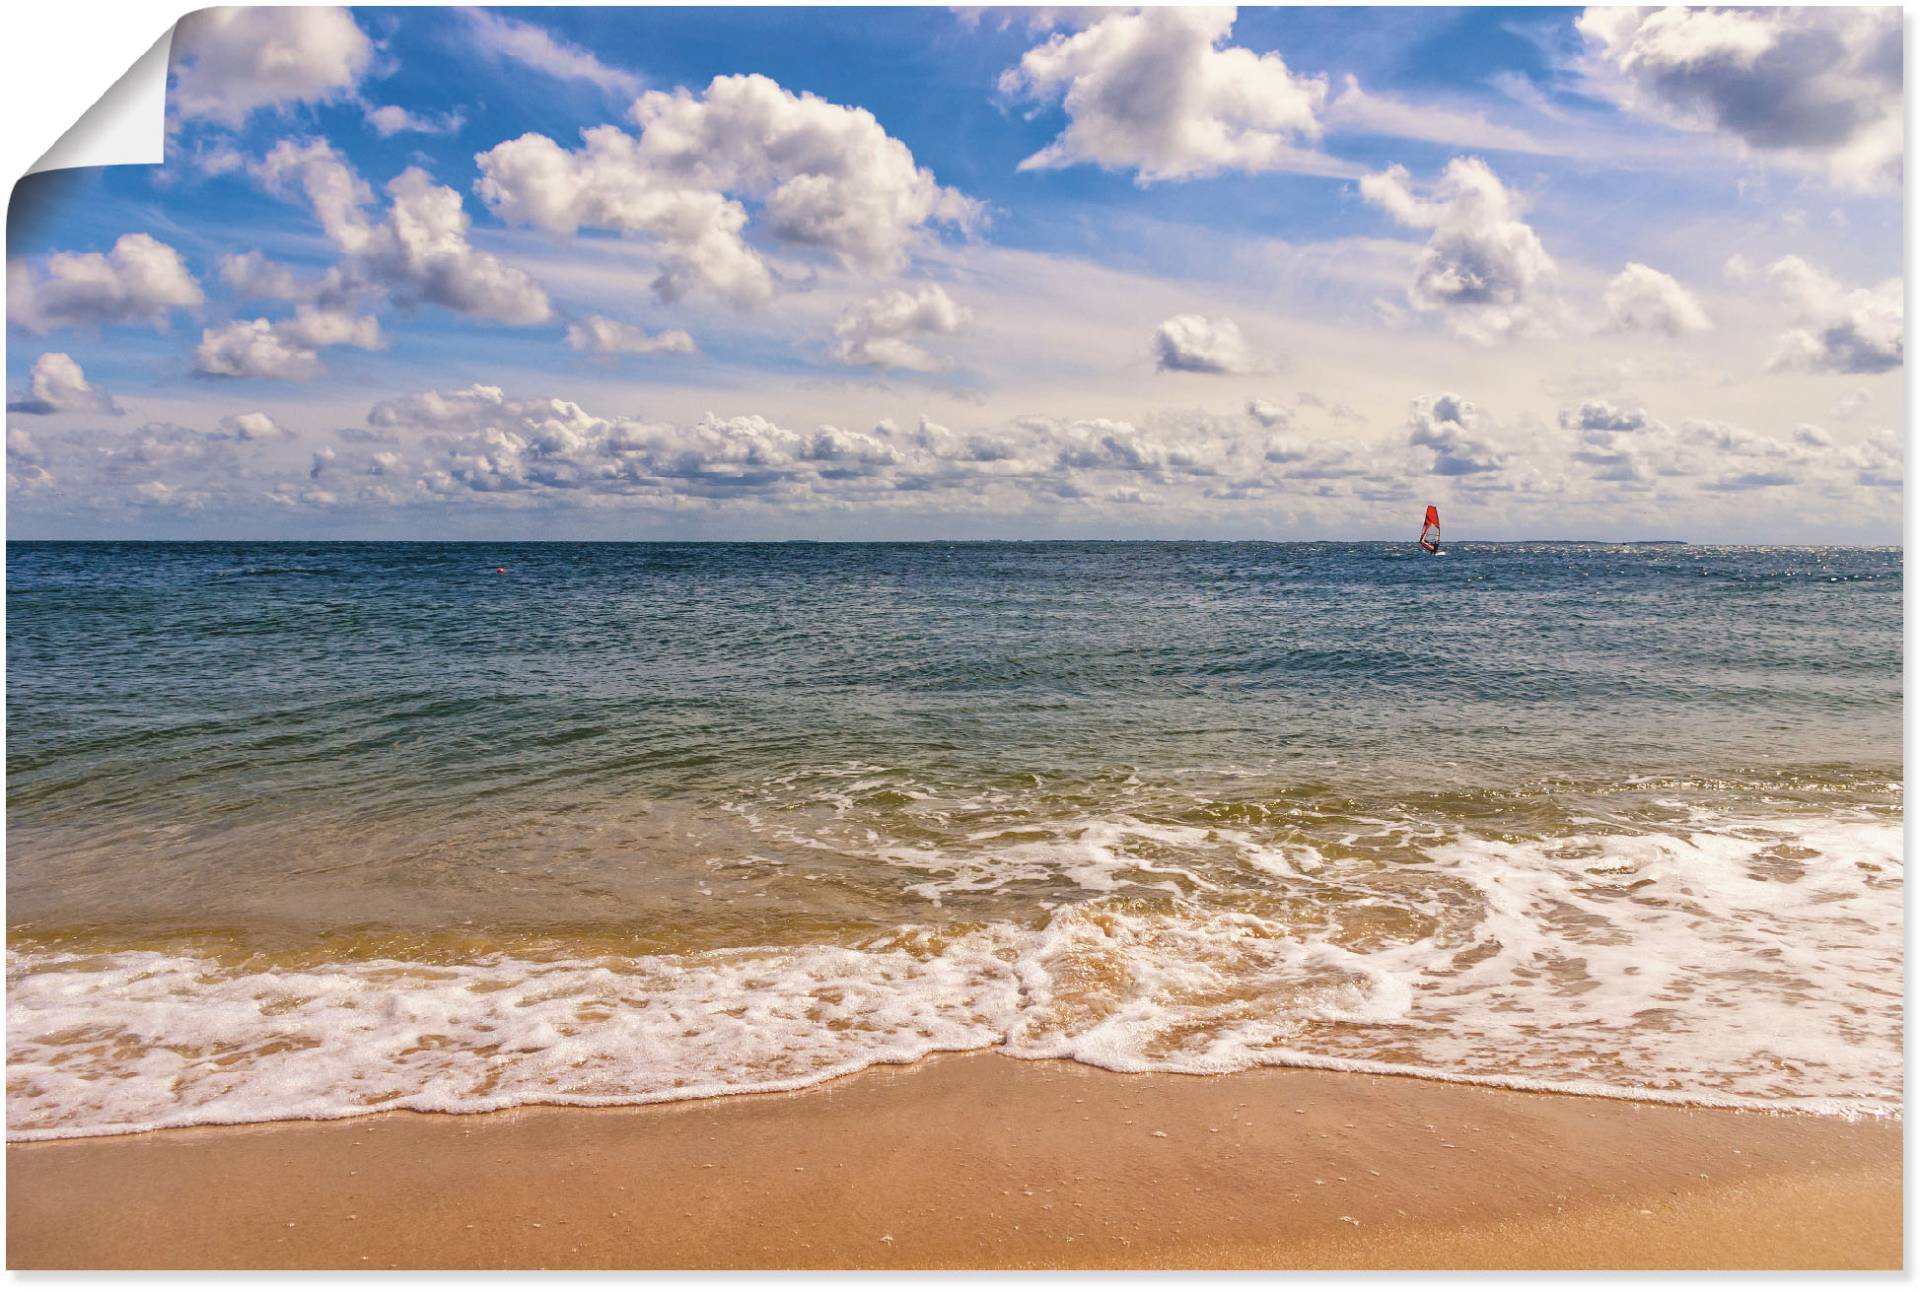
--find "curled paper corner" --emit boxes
[27,23,176,177]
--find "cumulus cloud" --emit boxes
[1560,399,1654,435]
[1558,398,1671,482]
[7,417,313,510]
[218,250,320,303]
[1761,256,1903,375]
[366,385,894,495]
[1153,314,1260,374]
[17,372,1894,532]
[474,74,978,306]
[1577,6,1903,190]
[1360,157,1557,343]
[342,382,1398,512]
[1837,430,1903,491]
[462,9,643,98]
[193,307,383,380]
[1245,398,1288,428]
[7,427,53,494]
[831,284,969,371]
[1603,262,1711,336]
[7,233,204,333]
[475,129,770,306]
[366,383,526,431]
[565,315,698,356]
[170,7,374,127]
[217,411,295,442]
[1406,393,1507,476]
[258,139,552,325]
[364,105,465,139]
[998,7,1335,182]
[1555,397,1872,493]
[7,352,120,415]
[1683,418,1814,491]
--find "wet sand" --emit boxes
[7,1053,1901,1270]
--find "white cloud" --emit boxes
[1406,393,1507,476]
[475,75,977,308]
[1577,6,1903,190]
[1560,398,1655,435]
[258,139,553,325]
[7,352,120,415]
[1761,256,1903,375]
[7,234,204,333]
[565,315,698,356]
[462,10,643,98]
[475,127,772,307]
[1682,419,1810,492]
[217,411,295,442]
[831,284,969,371]
[998,7,1337,182]
[1559,398,1670,482]
[185,139,248,177]
[1153,314,1260,374]
[219,251,324,303]
[367,383,526,431]
[1556,398,1866,493]
[1830,387,1873,422]
[1324,75,1549,154]
[1603,262,1711,336]
[193,307,383,380]
[170,7,374,127]
[1837,430,1902,491]
[16,361,1897,536]
[1245,398,1288,428]
[377,169,554,324]
[364,105,465,139]
[343,382,1408,511]
[954,8,1121,36]
[7,426,51,496]
[1360,157,1557,344]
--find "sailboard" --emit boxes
[1419,505,1441,554]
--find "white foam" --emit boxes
[8,811,1902,1139]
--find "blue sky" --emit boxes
[4,5,1905,540]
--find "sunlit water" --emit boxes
[6,541,1903,1138]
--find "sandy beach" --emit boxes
[8,1053,1900,1270]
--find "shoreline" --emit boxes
[8,1052,1901,1270]
[6,1056,1899,1145]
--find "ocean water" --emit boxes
[5,540,1903,1138]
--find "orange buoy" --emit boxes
[495,567,506,574]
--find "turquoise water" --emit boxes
[6,541,1904,1136]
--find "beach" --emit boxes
[8,1054,1901,1270]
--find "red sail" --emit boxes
[1420,504,1440,552]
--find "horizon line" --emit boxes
[5,536,1764,547]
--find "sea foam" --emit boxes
[9,811,1901,1139]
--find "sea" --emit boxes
[5,540,1904,1139]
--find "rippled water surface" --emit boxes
[6,541,1903,1136]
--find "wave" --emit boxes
[9,811,1901,1140]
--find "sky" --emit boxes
[3,4,1906,541]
